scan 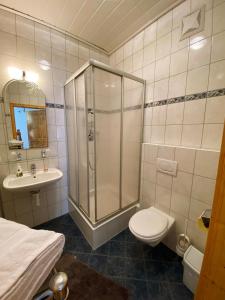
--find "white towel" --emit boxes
[0,218,65,300]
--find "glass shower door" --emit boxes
[75,73,89,216]
[122,78,143,208]
[64,80,78,205]
[94,68,122,220]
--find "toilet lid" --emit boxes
[129,209,168,238]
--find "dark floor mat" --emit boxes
[55,253,129,300]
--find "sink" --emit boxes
[3,168,63,191]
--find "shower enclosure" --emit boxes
[64,60,145,248]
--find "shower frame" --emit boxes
[64,59,145,226]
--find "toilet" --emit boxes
[129,207,175,247]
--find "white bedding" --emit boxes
[0,217,65,300]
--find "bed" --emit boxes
[0,217,65,300]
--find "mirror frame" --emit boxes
[3,79,48,150]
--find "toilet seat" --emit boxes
[129,209,168,239]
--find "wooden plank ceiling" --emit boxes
[0,0,181,52]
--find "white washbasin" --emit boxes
[3,168,63,191]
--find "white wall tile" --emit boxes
[192,175,216,204]
[155,56,170,81]
[166,102,184,125]
[17,37,35,60]
[141,180,156,208]
[35,23,51,47]
[143,63,155,83]
[16,16,34,41]
[51,30,65,51]
[175,147,196,173]
[211,31,225,62]
[170,47,188,76]
[213,2,225,34]
[183,99,206,124]
[133,49,143,71]
[171,192,190,217]
[123,56,132,73]
[123,40,133,57]
[190,10,213,44]
[154,79,169,101]
[205,96,225,123]
[157,145,175,160]
[144,107,152,126]
[143,125,151,143]
[144,23,157,46]
[172,171,193,196]
[188,38,211,69]
[155,185,171,210]
[186,65,209,94]
[189,198,210,222]
[143,162,157,183]
[172,0,191,29]
[165,125,182,145]
[143,42,156,65]
[156,33,171,59]
[66,37,78,56]
[194,149,219,178]
[208,60,225,89]
[181,124,203,147]
[202,123,223,149]
[0,31,16,56]
[157,172,173,188]
[171,28,189,53]
[133,31,144,53]
[168,72,187,98]
[0,10,15,34]
[143,144,158,163]
[152,105,167,125]
[157,11,172,38]
[151,125,165,144]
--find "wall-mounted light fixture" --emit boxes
[7,67,39,83]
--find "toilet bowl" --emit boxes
[129,206,175,247]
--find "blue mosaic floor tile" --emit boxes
[169,283,193,300]
[126,241,144,258]
[109,241,126,257]
[125,279,149,300]
[36,214,193,300]
[145,260,168,281]
[106,256,126,277]
[125,258,146,280]
[147,281,172,300]
[88,254,108,274]
[91,242,110,256]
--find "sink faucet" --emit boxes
[41,149,46,158]
[16,151,22,161]
[31,163,36,176]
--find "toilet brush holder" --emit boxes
[176,234,190,257]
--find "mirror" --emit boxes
[3,80,48,150]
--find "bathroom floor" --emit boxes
[36,214,193,300]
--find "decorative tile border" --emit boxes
[144,88,225,108]
[47,88,225,111]
[46,102,64,109]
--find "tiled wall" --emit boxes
[109,0,225,251]
[0,9,108,227]
[110,0,225,151]
[142,143,219,252]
